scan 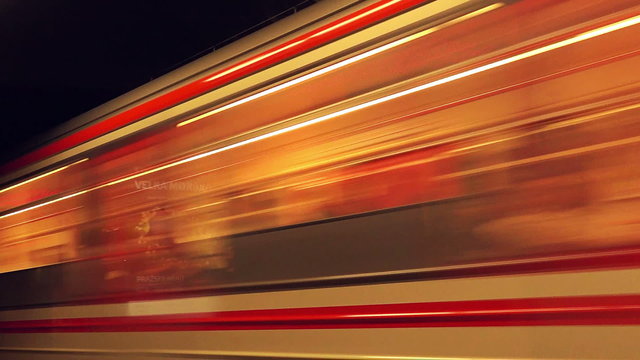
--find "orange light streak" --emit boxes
[2,12,639,220]
[177,3,503,127]
[0,158,89,195]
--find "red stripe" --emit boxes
[0,0,427,175]
[2,295,640,332]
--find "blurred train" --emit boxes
[2,0,640,358]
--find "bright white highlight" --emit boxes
[2,12,638,220]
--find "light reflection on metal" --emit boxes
[201,0,407,85]
[0,206,83,233]
[1,12,639,220]
[177,3,504,127]
[0,158,89,195]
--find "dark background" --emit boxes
[0,0,312,165]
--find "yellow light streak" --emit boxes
[201,0,407,85]
[2,12,639,220]
[178,3,503,127]
[0,158,89,194]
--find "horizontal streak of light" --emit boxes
[0,190,89,219]
[200,0,406,85]
[177,3,503,127]
[0,158,88,194]
[0,206,83,233]
[344,305,640,318]
[294,157,440,190]
[183,200,227,212]
[1,12,638,220]
[436,125,640,181]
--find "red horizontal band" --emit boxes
[0,0,427,176]
[2,294,640,333]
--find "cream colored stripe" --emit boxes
[2,327,640,359]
